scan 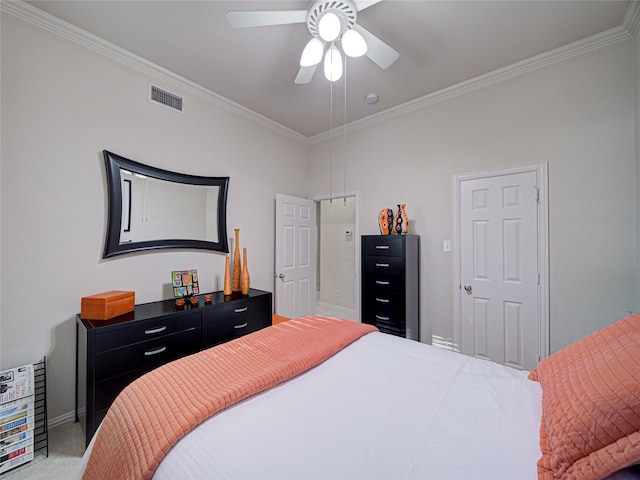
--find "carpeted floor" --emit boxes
[2,421,84,480]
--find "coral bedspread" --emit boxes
[81,316,377,480]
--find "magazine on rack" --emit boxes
[0,365,34,405]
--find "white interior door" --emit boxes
[275,194,316,319]
[456,168,544,370]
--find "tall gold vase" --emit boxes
[232,228,241,292]
[223,255,232,296]
[240,247,250,295]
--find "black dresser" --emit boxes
[361,235,420,340]
[76,288,271,447]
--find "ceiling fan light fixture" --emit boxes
[318,12,342,42]
[300,38,324,66]
[324,44,343,81]
[341,28,367,57]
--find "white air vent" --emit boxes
[149,85,183,112]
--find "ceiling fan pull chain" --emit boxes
[343,54,348,206]
[329,73,334,205]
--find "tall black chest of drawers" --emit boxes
[361,235,420,340]
[76,288,271,447]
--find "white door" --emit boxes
[275,194,317,319]
[457,169,543,370]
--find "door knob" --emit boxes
[464,284,472,294]
[278,273,285,280]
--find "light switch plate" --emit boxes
[443,240,452,252]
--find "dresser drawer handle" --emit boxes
[144,326,167,335]
[375,280,390,285]
[234,307,249,313]
[375,315,390,321]
[375,297,390,303]
[144,346,167,356]
[375,245,390,249]
[234,322,249,329]
[375,263,390,268]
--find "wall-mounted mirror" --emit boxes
[103,150,229,258]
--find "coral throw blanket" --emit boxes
[82,316,377,480]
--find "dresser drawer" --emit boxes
[211,294,270,319]
[363,236,404,257]
[94,312,202,353]
[205,297,270,346]
[94,370,142,411]
[94,327,201,381]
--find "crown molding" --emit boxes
[308,25,633,144]
[623,1,640,36]
[1,0,309,145]
[3,0,637,146]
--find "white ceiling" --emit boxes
[25,0,632,138]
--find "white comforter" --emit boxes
[151,332,542,480]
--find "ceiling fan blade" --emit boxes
[353,0,383,11]
[294,65,317,84]
[352,24,399,69]
[227,10,307,28]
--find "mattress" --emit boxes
[150,331,542,479]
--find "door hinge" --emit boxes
[537,273,540,285]
[532,186,540,203]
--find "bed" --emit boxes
[77,314,640,480]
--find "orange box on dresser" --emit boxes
[81,290,135,320]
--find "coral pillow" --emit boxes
[528,313,640,480]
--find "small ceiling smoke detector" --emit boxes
[366,93,378,104]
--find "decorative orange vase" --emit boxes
[240,248,250,295]
[223,255,232,295]
[378,208,394,235]
[232,228,241,292]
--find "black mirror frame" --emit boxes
[103,150,229,258]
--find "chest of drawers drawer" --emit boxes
[205,296,270,346]
[363,256,405,276]
[363,274,405,295]
[362,236,404,257]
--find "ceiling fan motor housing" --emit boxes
[307,0,357,38]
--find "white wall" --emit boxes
[319,197,356,308]
[0,14,308,422]
[309,39,636,351]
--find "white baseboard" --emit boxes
[316,301,356,319]
[48,409,83,429]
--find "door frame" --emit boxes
[311,191,361,322]
[452,163,549,362]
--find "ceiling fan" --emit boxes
[227,0,399,84]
